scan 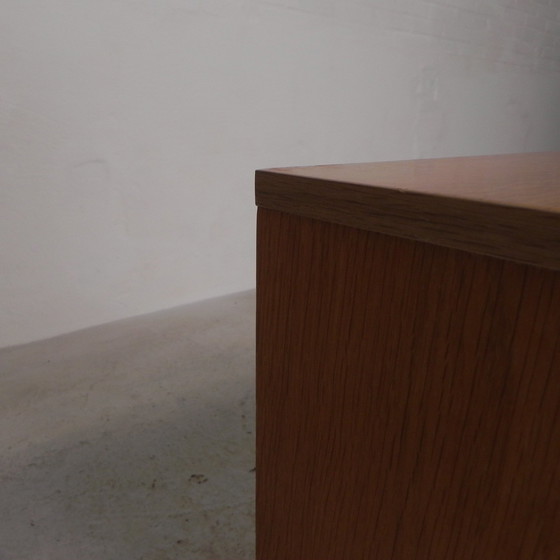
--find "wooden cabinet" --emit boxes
[255,153,560,559]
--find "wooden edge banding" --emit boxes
[255,169,560,271]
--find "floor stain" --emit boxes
[188,474,208,484]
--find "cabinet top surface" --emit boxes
[258,153,560,213]
[255,152,560,270]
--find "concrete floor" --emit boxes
[0,291,256,560]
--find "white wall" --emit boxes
[1,0,560,348]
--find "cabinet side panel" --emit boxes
[256,208,560,560]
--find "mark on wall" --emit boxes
[412,66,447,157]
[69,159,111,190]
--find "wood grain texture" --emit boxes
[256,208,560,560]
[256,153,560,270]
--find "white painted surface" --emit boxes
[1,0,559,347]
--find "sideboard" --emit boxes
[255,153,560,559]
